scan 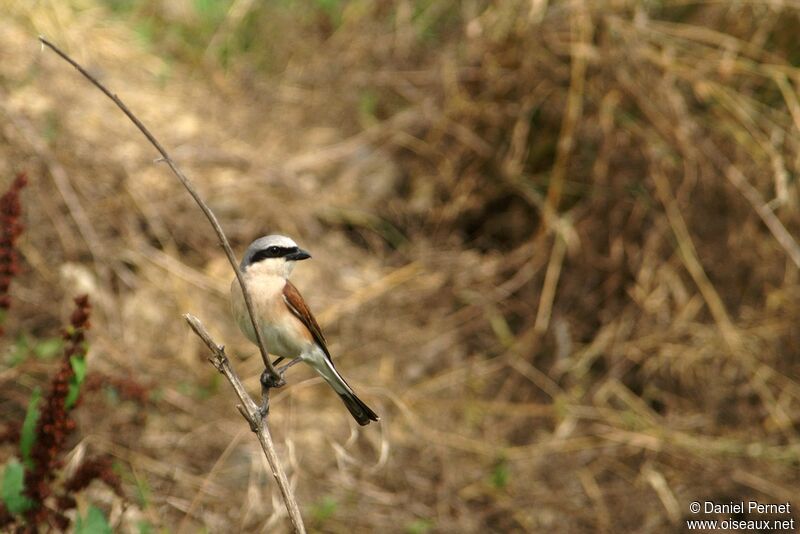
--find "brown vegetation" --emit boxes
[0,172,27,335]
[1,1,800,532]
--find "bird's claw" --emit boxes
[260,369,279,389]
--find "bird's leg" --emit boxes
[271,356,285,367]
[257,370,273,419]
[256,358,300,419]
[277,357,302,375]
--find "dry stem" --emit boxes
[38,36,304,531]
[37,36,282,386]
[184,315,305,533]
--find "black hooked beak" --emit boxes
[285,248,311,261]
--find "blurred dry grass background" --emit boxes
[2,0,800,532]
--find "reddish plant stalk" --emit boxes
[23,295,91,525]
[0,172,27,335]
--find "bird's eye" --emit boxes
[268,246,279,253]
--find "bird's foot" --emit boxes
[277,357,302,376]
[260,369,281,389]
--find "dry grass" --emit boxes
[2,0,800,532]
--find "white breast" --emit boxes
[230,271,312,359]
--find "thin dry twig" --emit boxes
[0,98,105,266]
[533,235,567,335]
[37,36,282,386]
[651,165,740,350]
[716,152,800,270]
[545,0,591,215]
[184,315,305,533]
[38,36,303,531]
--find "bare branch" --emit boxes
[38,36,302,531]
[185,314,306,533]
[38,36,282,386]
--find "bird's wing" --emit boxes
[282,280,331,358]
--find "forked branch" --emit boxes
[185,315,305,533]
[38,36,282,386]
[38,37,304,532]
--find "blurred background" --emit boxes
[1,0,800,532]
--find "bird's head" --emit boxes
[240,234,311,278]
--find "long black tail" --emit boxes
[310,351,380,425]
[338,391,380,426]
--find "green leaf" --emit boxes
[134,474,151,507]
[1,458,33,514]
[406,519,433,534]
[311,495,337,522]
[33,338,63,360]
[314,0,341,15]
[71,355,88,382]
[74,505,112,534]
[8,335,29,366]
[66,355,88,410]
[193,0,227,23]
[358,90,378,127]
[20,388,42,468]
[491,458,509,489]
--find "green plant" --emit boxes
[0,296,121,532]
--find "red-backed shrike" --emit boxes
[230,235,379,425]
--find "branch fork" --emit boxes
[184,314,269,427]
[40,37,305,533]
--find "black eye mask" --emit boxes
[250,246,299,264]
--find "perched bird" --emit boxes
[230,234,379,425]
